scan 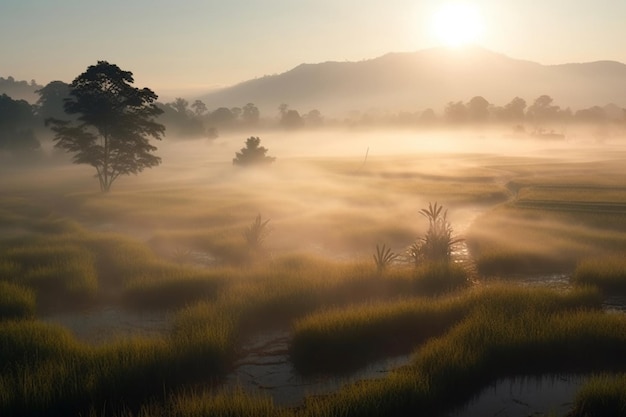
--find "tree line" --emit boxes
[2,73,626,158]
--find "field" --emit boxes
[1,130,626,416]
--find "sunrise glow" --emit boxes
[431,3,485,47]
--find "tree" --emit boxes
[0,94,40,154]
[467,96,490,123]
[170,98,190,116]
[233,136,275,166]
[444,101,467,124]
[47,61,164,192]
[526,95,560,129]
[501,96,527,122]
[36,81,71,122]
[242,103,260,125]
[191,99,207,116]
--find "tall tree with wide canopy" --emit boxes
[48,61,164,192]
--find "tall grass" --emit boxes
[2,242,98,307]
[573,255,626,292]
[300,286,607,417]
[0,282,35,320]
[291,295,470,373]
[570,373,626,417]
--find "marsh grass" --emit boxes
[572,255,626,292]
[123,270,225,310]
[0,281,36,320]
[570,373,626,417]
[0,317,240,416]
[2,241,98,307]
[2,148,626,416]
[300,286,612,417]
[468,204,626,275]
[291,295,470,374]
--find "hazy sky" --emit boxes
[2,0,625,99]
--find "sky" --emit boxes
[2,0,626,100]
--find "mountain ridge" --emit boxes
[197,46,626,115]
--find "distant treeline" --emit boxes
[2,76,626,159]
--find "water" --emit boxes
[225,329,412,406]
[447,374,587,417]
[42,306,170,344]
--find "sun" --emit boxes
[431,3,485,47]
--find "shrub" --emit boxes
[232,137,275,166]
[373,244,397,274]
[409,202,462,265]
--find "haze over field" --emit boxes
[3,2,626,416]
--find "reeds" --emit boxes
[573,255,626,292]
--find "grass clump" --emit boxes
[409,202,462,265]
[171,388,279,417]
[573,255,626,293]
[291,295,469,373]
[2,241,98,307]
[0,281,36,320]
[570,373,626,417]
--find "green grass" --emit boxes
[2,147,626,415]
[570,373,626,417]
[299,286,614,417]
[0,281,36,320]
[291,294,470,373]
[1,241,98,307]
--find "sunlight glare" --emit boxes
[431,3,485,47]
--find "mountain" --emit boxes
[196,46,626,116]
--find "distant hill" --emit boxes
[196,46,626,116]
[0,76,42,103]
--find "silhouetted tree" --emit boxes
[444,101,467,124]
[158,98,205,137]
[279,104,304,129]
[304,109,323,127]
[242,103,260,125]
[36,81,71,122]
[527,95,560,129]
[0,94,40,154]
[233,136,275,166]
[467,96,490,123]
[171,98,190,116]
[209,107,235,126]
[191,100,207,116]
[230,107,242,121]
[419,108,438,125]
[0,76,42,102]
[501,97,527,122]
[574,106,607,123]
[47,61,164,192]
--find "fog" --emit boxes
[3,127,624,265]
[68,127,623,262]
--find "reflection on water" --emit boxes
[42,306,170,344]
[225,330,412,407]
[447,374,586,417]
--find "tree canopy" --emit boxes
[47,61,165,192]
[233,136,275,166]
[0,94,40,155]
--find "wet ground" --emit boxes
[447,374,587,417]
